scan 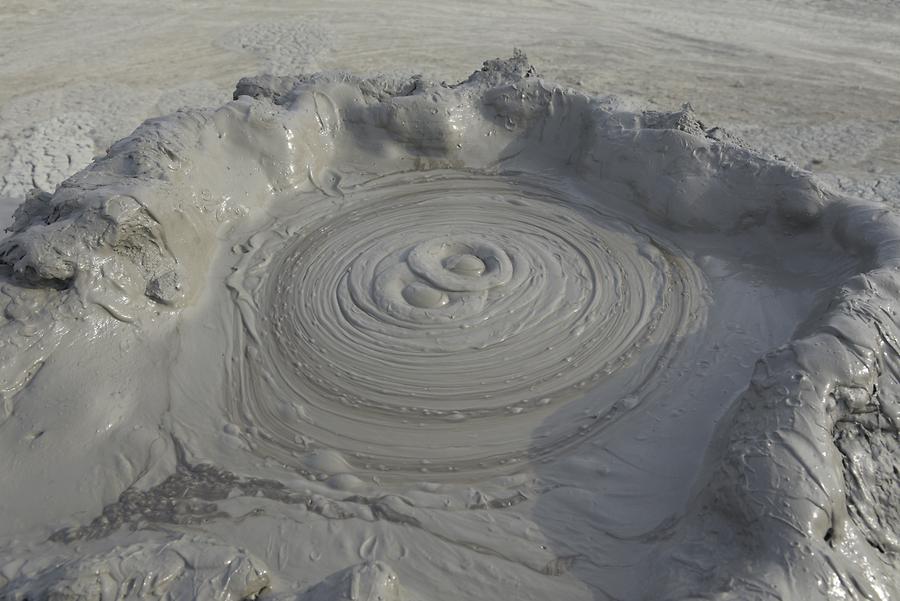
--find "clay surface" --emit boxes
[0,52,897,600]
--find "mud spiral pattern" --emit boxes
[227,172,706,478]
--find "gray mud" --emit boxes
[0,53,897,600]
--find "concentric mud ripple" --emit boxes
[225,172,707,477]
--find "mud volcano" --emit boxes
[0,54,897,600]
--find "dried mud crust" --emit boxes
[835,417,899,557]
[0,54,897,600]
[0,534,270,601]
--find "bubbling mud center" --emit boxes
[219,171,705,478]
